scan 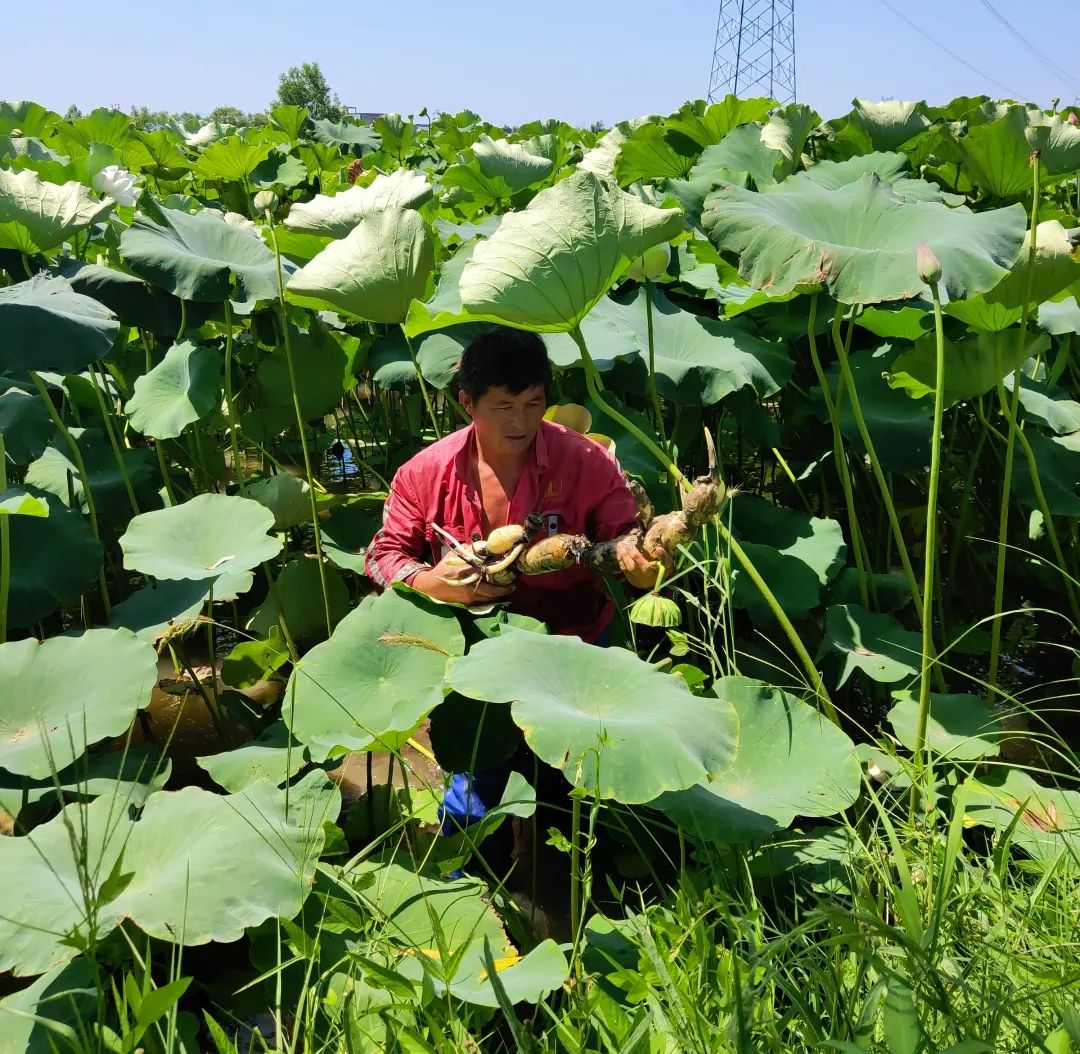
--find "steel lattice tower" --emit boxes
[708,1,796,104]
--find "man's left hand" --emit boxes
[615,535,674,591]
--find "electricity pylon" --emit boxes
[708,1,796,104]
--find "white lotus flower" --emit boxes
[92,165,140,206]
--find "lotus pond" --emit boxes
[0,94,1078,1053]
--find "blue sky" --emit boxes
[4,0,1077,125]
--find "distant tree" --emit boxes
[129,106,174,131]
[63,104,83,121]
[274,62,342,122]
[210,105,268,128]
[588,120,608,134]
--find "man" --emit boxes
[365,326,662,635]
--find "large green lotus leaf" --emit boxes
[284,169,433,238]
[196,722,304,792]
[58,259,201,339]
[731,542,823,624]
[1014,432,1080,516]
[943,293,1023,332]
[761,103,820,178]
[120,493,283,580]
[107,572,252,643]
[854,304,931,341]
[888,691,1001,761]
[1038,296,1080,335]
[51,108,134,155]
[403,242,479,337]
[981,221,1080,310]
[1006,376,1080,435]
[820,345,933,471]
[3,485,101,629]
[961,768,1080,867]
[255,322,349,421]
[0,167,113,253]
[0,958,96,1053]
[369,324,485,392]
[702,175,1026,305]
[0,795,128,975]
[321,501,381,574]
[688,124,781,189]
[0,386,53,464]
[247,556,349,640]
[312,119,381,152]
[457,171,683,333]
[446,633,738,803]
[818,604,920,687]
[251,150,308,191]
[838,99,932,153]
[578,117,652,180]
[778,151,963,205]
[887,330,1049,407]
[728,496,846,623]
[120,200,280,303]
[0,491,48,517]
[0,101,57,138]
[665,96,777,151]
[269,104,310,140]
[472,134,553,192]
[195,129,274,182]
[620,286,791,405]
[652,677,860,841]
[286,207,434,324]
[0,773,338,974]
[246,473,315,530]
[947,107,1080,198]
[545,293,646,373]
[0,275,119,373]
[124,339,220,440]
[444,938,569,1008]
[284,588,465,761]
[614,123,696,186]
[0,628,156,779]
[122,129,192,178]
[25,430,159,524]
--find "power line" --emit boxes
[871,0,1022,99]
[973,0,1080,97]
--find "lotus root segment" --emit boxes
[642,511,692,560]
[517,534,591,575]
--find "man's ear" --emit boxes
[459,390,473,417]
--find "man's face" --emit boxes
[461,384,547,457]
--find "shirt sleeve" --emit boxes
[586,451,640,542]
[364,466,431,589]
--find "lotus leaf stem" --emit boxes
[220,301,247,494]
[643,280,668,445]
[0,434,8,643]
[28,370,111,618]
[89,364,140,517]
[988,153,1041,692]
[401,328,443,441]
[266,223,334,639]
[912,277,948,816]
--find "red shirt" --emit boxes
[365,420,639,641]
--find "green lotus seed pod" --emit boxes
[629,592,682,628]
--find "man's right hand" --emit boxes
[409,554,515,606]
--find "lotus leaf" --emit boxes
[121,200,280,303]
[312,119,381,152]
[819,604,921,687]
[0,101,56,139]
[120,493,283,580]
[286,207,434,324]
[664,96,777,151]
[285,169,433,238]
[688,124,781,189]
[125,340,220,439]
[820,345,933,471]
[284,588,465,761]
[761,103,820,178]
[471,134,554,191]
[613,123,696,186]
[3,485,101,629]
[247,473,316,530]
[778,151,962,205]
[0,275,119,373]
[446,633,738,803]
[0,628,156,778]
[255,322,349,421]
[0,772,338,975]
[269,104,309,141]
[888,330,1050,407]
[1006,376,1080,435]
[0,958,96,1053]
[197,722,304,792]
[321,501,381,574]
[652,677,860,841]
[52,107,134,155]
[107,573,252,643]
[246,556,349,640]
[961,768,1080,867]
[888,691,1001,761]
[0,491,48,517]
[26,430,160,523]
[702,175,1026,305]
[0,167,113,253]
[1038,296,1080,335]
[0,386,53,464]
[578,117,651,180]
[982,221,1080,309]
[457,171,684,332]
[838,99,932,153]
[404,242,478,338]
[195,129,274,182]
[1014,432,1080,517]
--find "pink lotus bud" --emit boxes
[917,242,942,285]
[1068,111,1079,127]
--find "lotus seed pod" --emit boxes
[624,242,671,282]
[629,592,682,628]
[917,242,942,286]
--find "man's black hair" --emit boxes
[457,326,552,400]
